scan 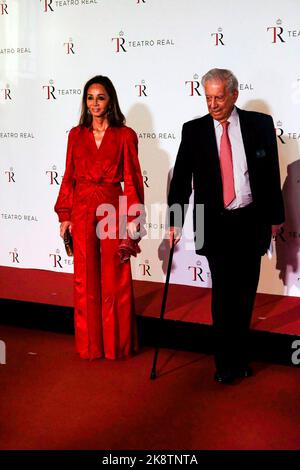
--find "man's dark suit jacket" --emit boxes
[168,107,285,256]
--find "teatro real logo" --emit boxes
[111,31,127,53]
[40,0,54,12]
[267,19,285,43]
[135,80,148,97]
[9,249,20,264]
[50,250,73,268]
[43,81,56,99]
[139,260,151,276]
[0,48,31,55]
[42,80,81,99]
[143,170,149,188]
[46,166,62,185]
[188,261,205,282]
[276,120,300,144]
[0,84,12,102]
[276,121,285,144]
[4,168,15,183]
[1,132,34,139]
[239,83,253,91]
[41,0,98,12]
[267,19,300,43]
[0,2,8,14]
[138,131,176,140]
[211,27,225,46]
[50,251,63,269]
[185,74,201,96]
[111,30,175,53]
[63,38,75,54]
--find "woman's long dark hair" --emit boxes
[79,75,125,127]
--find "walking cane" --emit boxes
[150,233,175,380]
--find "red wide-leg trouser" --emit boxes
[71,183,138,359]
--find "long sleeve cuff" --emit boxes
[57,210,71,222]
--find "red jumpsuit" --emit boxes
[54,125,144,360]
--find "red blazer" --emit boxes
[54,125,144,223]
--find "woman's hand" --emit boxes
[127,221,139,240]
[60,221,73,238]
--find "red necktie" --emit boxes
[220,121,236,207]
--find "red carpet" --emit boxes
[1,324,300,450]
[1,266,300,451]
[1,266,300,334]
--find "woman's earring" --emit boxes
[87,109,91,115]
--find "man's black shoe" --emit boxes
[234,365,253,378]
[214,371,235,384]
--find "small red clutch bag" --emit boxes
[118,237,141,263]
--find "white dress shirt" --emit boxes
[214,106,253,209]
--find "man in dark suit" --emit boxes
[168,68,284,384]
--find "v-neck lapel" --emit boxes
[90,126,110,153]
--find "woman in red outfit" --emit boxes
[54,76,144,360]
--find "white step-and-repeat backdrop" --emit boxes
[1,0,299,296]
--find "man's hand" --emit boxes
[166,226,182,247]
[60,221,72,238]
[272,223,284,237]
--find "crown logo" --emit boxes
[276,19,282,25]
[193,73,199,80]
[217,27,223,32]
[119,30,124,37]
[277,120,283,127]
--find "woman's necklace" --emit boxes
[93,126,107,133]
[92,123,108,149]
[92,122,108,133]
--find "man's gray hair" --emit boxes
[201,68,238,94]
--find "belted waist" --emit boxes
[77,178,120,187]
[220,202,255,217]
